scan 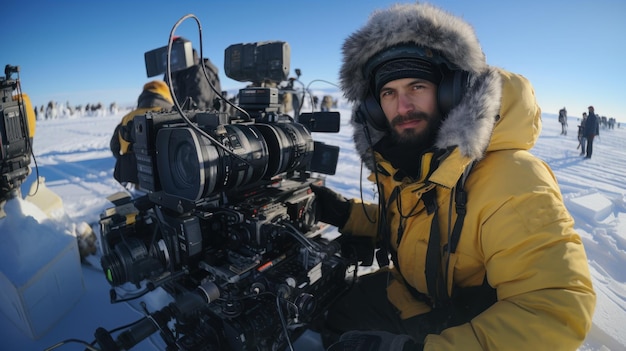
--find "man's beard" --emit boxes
[389,110,442,148]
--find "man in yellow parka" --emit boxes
[110,80,173,187]
[313,3,595,350]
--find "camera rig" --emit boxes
[93,20,348,350]
[1,65,32,203]
[97,174,347,351]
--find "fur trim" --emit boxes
[341,2,487,103]
[343,2,501,171]
[435,67,501,160]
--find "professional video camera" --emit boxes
[1,65,33,203]
[94,23,348,351]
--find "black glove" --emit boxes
[327,330,423,351]
[310,184,351,228]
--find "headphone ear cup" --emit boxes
[438,70,469,116]
[358,94,388,131]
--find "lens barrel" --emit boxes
[155,122,314,201]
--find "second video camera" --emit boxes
[1,65,34,202]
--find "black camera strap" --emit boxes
[422,187,447,308]
[396,162,485,309]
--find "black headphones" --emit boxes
[356,45,470,131]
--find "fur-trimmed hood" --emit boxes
[341,2,504,170]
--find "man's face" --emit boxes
[379,78,441,146]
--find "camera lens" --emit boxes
[157,127,220,201]
[219,124,269,190]
[156,125,272,201]
[172,138,200,189]
[100,252,125,286]
[100,238,165,286]
[255,123,314,177]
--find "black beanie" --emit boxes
[374,58,442,96]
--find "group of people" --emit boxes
[110,3,596,350]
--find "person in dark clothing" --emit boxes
[164,38,228,113]
[584,106,599,159]
[559,107,567,135]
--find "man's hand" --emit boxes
[310,184,351,228]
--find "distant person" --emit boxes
[320,95,334,112]
[608,117,615,130]
[578,112,587,155]
[558,107,567,135]
[279,90,293,114]
[583,106,599,159]
[110,80,173,188]
[283,76,301,116]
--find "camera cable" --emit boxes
[165,14,252,167]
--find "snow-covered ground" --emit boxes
[1,95,625,350]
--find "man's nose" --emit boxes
[396,92,414,116]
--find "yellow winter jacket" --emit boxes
[340,70,596,350]
[115,80,173,155]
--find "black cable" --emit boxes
[43,338,100,351]
[14,78,40,198]
[276,294,295,351]
[358,94,393,267]
[164,14,251,166]
[302,79,340,114]
[88,317,146,348]
[358,107,382,225]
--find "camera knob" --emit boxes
[285,277,297,288]
[277,284,292,299]
[250,282,265,295]
[222,301,242,317]
[294,293,316,318]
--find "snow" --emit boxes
[1,94,625,350]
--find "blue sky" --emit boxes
[4,0,625,121]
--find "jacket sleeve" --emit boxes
[339,198,379,239]
[425,153,596,351]
[109,124,122,159]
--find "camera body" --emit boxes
[95,41,346,350]
[1,65,32,201]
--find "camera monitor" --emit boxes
[144,38,194,78]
